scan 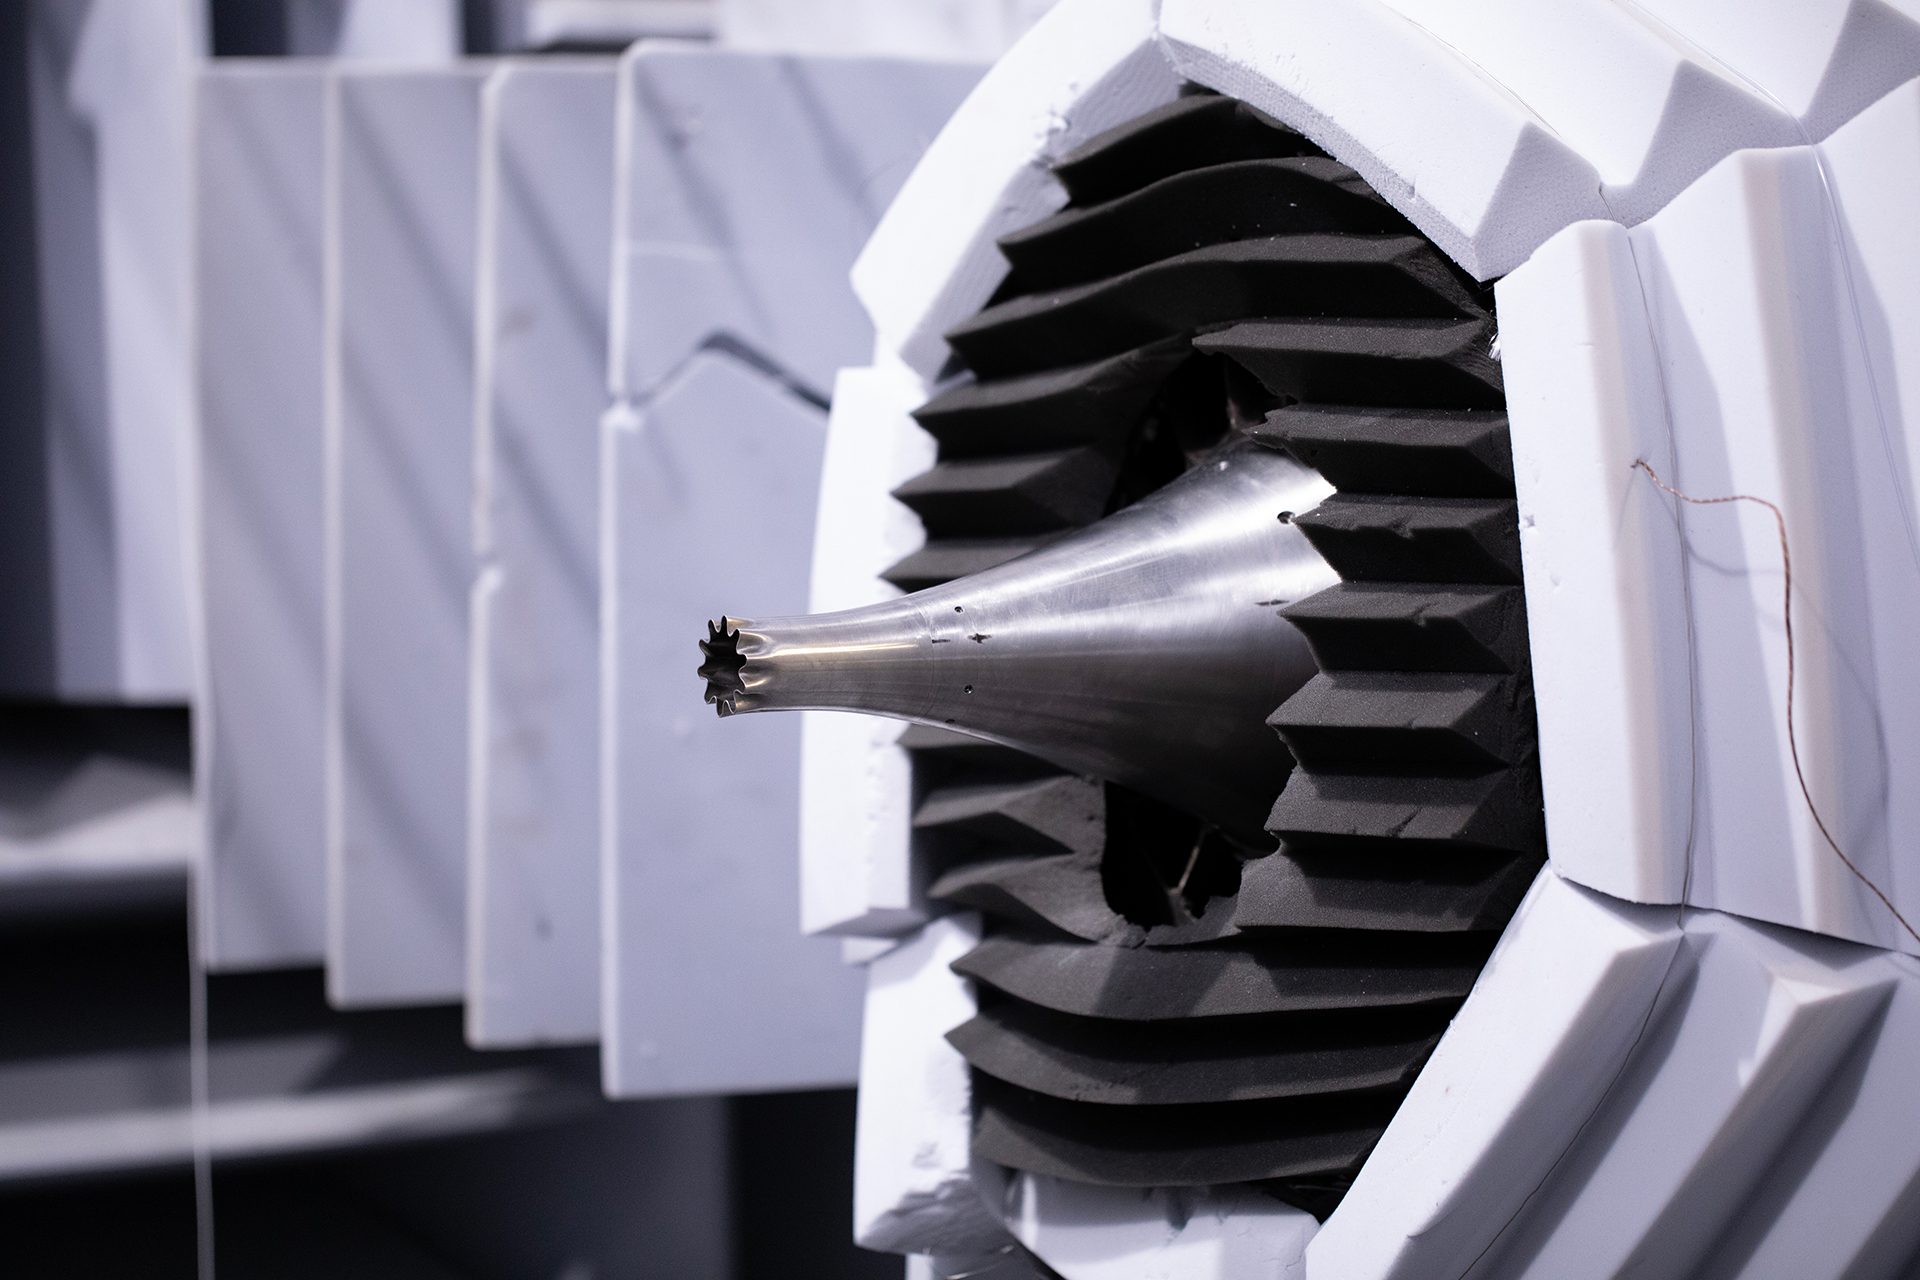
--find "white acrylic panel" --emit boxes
[806,364,940,621]
[849,0,1177,380]
[326,65,490,1007]
[799,710,916,938]
[22,0,201,698]
[615,43,987,400]
[467,58,617,1046]
[197,62,330,970]
[601,351,862,1095]
[840,935,904,965]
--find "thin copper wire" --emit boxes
[1635,459,1920,946]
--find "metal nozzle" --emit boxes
[699,440,1337,847]
[698,619,748,715]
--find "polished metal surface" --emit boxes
[701,440,1337,847]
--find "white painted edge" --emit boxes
[854,913,1007,1257]
[1498,218,1692,906]
[983,1165,1318,1280]
[850,0,1181,379]
[802,361,940,936]
[1309,868,1684,1280]
[1158,0,1607,282]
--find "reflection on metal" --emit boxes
[701,440,1337,846]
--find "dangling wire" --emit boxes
[1634,459,1920,946]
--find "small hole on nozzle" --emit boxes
[963,685,972,694]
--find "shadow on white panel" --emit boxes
[20,0,201,698]
[327,64,490,1008]
[602,350,861,1095]
[198,62,329,971]
[468,58,618,1047]
[612,44,985,401]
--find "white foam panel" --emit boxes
[1313,871,1920,1280]
[849,0,1177,380]
[597,45,979,1095]
[800,362,938,939]
[19,0,200,699]
[466,59,618,1047]
[715,0,1055,62]
[1159,0,1920,281]
[600,352,861,1095]
[989,1170,1319,1280]
[197,62,329,970]
[1721,949,1920,1278]
[820,0,1920,349]
[325,65,490,1007]
[1314,869,1920,1280]
[611,44,984,403]
[1502,84,1920,955]
[1634,0,1920,138]
[834,3,1920,956]
[852,913,1004,1256]
[1309,871,1687,1278]
[1489,911,1895,1279]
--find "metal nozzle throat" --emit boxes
[696,441,1337,846]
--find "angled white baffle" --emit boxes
[1311,869,1920,1280]
[1501,80,1920,958]
[12,0,201,701]
[196,61,330,972]
[599,44,982,1095]
[1156,0,1920,281]
[325,63,492,1008]
[467,57,618,1048]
